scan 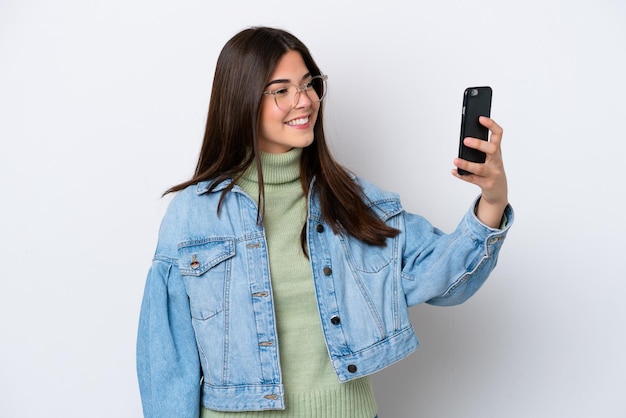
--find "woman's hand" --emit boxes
[452,116,508,228]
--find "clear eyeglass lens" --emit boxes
[273,75,327,111]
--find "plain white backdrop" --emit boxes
[1,0,625,417]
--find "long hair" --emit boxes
[166,26,398,246]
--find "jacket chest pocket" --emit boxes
[340,212,400,274]
[338,201,402,274]
[178,238,235,320]
[341,234,394,273]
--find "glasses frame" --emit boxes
[262,74,328,111]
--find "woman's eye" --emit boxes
[274,88,289,95]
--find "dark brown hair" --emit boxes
[166,26,398,246]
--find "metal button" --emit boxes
[323,266,332,276]
[488,237,501,245]
[330,316,341,325]
[347,364,357,373]
[316,224,324,233]
[190,255,200,269]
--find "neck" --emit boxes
[242,148,302,185]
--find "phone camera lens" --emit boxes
[470,89,478,97]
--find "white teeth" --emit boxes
[286,117,308,126]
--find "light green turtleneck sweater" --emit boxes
[201,148,377,418]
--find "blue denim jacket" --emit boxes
[137,176,513,417]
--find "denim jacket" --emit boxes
[136,176,513,417]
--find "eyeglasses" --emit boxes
[262,75,328,111]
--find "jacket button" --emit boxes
[316,224,324,233]
[190,254,200,269]
[347,364,357,373]
[323,266,332,276]
[330,316,341,325]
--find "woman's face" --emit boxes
[258,50,320,153]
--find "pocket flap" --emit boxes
[177,238,235,276]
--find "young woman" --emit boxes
[137,26,513,418]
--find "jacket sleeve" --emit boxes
[136,257,201,418]
[400,198,513,307]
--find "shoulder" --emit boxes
[351,174,403,220]
[155,180,231,255]
[165,180,229,214]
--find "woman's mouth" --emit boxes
[285,116,310,126]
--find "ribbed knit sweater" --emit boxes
[201,148,377,418]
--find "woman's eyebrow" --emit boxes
[265,72,312,87]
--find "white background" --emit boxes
[1,0,625,417]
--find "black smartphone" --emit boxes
[458,86,492,175]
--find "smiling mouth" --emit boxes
[285,116,310,126]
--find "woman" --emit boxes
[137,26,513,418]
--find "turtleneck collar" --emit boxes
[241,148,302,185]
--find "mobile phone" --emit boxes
[458,86,492,175]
